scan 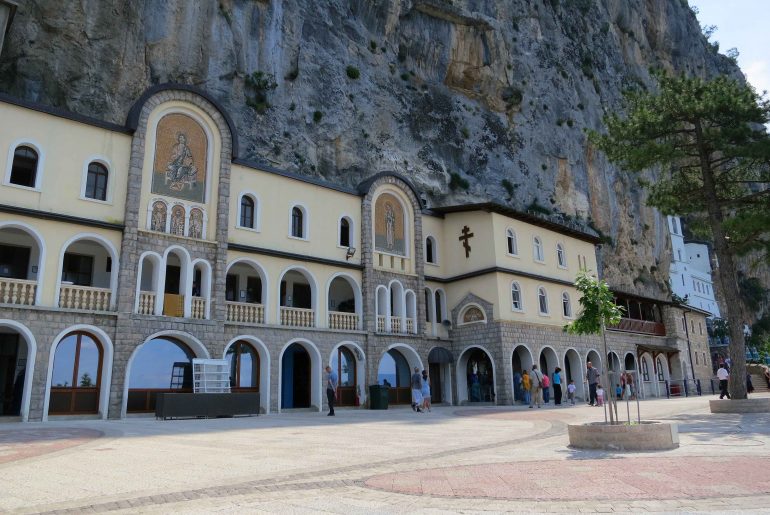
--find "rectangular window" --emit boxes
[61,253,94,286]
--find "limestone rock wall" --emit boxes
[0,0,741,298]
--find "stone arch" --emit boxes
[277,265,319,327]
[223,336,270,414]
[191,258,212,319]
[225,257,269,321]
[325,272,362,330]
[586,348,603,371]
[121,331,210,417]
[458,302,487,325]
[135,251,163,315]
[42,324,114,421]
[539,345,560,376]
[278,338,323,412]
[457,345,496,404]
[563,347,585,400]
[328,341,367,405]
[0,320,37,421]
[54,232,120,310]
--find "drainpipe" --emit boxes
[0,1,18,57]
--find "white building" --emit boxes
[668,215,721,318]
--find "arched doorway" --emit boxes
[162,250,188,317]
[564,348,585,401]
[607,351,622,391]
[377,348,412,404]
[428,346,453,404]
[639,352,656,398]
[281,342,312,409]
[458,347,495,403]
[539,347,558,376]
[56,235,118,311]
[327,275,361,330]
[0,222,44,305]
[226,340,259,392]
[624,353,636,372]
[586,349,602,371]
[511,345,533,403]
[279,268,316,327]
[48,332,103,415]
[0,323,35,419]
[225,259,267,324]
[331,346,357,406]
[127,336,195,413]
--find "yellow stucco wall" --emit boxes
[228,165,362,265]
[0,104,130,224]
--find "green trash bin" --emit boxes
[369,384,389,410]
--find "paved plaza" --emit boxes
[1,395,769,514]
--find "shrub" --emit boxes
[400,73,409,81]
[313,110,323,123]
[346,66,360,79]
[245,71,277,113]
[501,179,516,197]
[449,172,470,191]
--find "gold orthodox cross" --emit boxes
[459,225,474,258]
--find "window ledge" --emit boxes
[557,264,568,270]
[3,182,41,193]
[511,307,524,313]
[506,253,520,258]
[425,261,439,267]
[79,195,112,206]
[287,235,309,242]
[538,312,551,317]
[534,259,546,265]
[236,225,261,234]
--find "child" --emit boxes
[567,380,576,405]
[596,384,605,407]
[616,383,623,400]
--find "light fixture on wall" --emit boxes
[345,247,357,260]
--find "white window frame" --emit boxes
[337,215,355,249]
[561,291,572,318]
[537,286,549,316]
[236,191,261,232]
[556,243,567,269]
[506,228,518,256]
[79,156,113,204]
[533,236,544,263]
[4,139,45,191]
[425,235,438,265]
[288,203,310,241]
[511,281,523,312]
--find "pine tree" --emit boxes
[592,73,770,399]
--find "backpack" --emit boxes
[542,374,550,388]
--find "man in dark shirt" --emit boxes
[326,365,338,416]
[586,361,600,406]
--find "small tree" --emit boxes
[591,73,770,400]
[566,271,626,423]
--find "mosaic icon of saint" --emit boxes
[189,209,203,239]
[166,132,198,192]
[385,203,395,249]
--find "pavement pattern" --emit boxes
[0,395,768,513]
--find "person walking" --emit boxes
[411,367,424,412]
[586,361,600,406]
[421,369,432,411]
[542,372,551,404]
[747,372,754,395]
[325,365,338,416]
[553,367,563,405]
[529,365,543,409]
[717,363,730,399]
[513,370,523,403]
[522,370,531,405]
[567,380,576,405]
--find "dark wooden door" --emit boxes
[293,349,311,408]
[429,363,443,403]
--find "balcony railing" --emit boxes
[137,291,156,315]
[59,285,113,311]
[329,311,359,331]
[377,315,386,332]
[0,278,36,306]
[391,316,402,333]
[191,297,207,319]
[226,301,264,324]
[280,306,315,328]
[608,317,666,336]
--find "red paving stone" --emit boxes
[455,408,577,421]
[0,428,103,464]
[364,456,770,500]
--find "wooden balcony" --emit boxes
[0,278,36,306]
[328,311,360,331]
[280,306,315,328]
[608,317,666,336]
[226,301,264,324]
[59,285,113,311]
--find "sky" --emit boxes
[690,0,770,96]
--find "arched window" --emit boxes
[291,206,304,238]
[425,236,436,264]
[656,357,665,381]
[240,196,255,228]
[562,292,572,317]
[533,237,544,262]
[226,341,259,391]
[150,201,167,232]
[506,228,518,255]
[10,145,39,188]
[511,282,523,311]
[556,243,566,267]
[127,337,194,412]
[641,358,650,381]
[49,331,103,414]
[434,289,446,323]
[170,205,185,236]
[84,162,108,201]
[538,286,549,315]
[339,217,351,247]
[424,288,432,322]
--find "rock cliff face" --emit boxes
[0,0,741,297]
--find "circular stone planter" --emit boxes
[709,398,770,414]
[568,421,679,451]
